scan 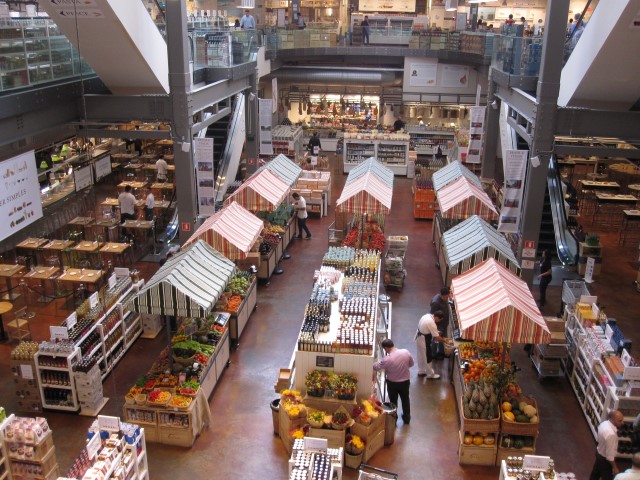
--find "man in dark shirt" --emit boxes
[430,287,451,360]
[393,117,405,132]
[308,132,322,155]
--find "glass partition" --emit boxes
[491,34,542,76]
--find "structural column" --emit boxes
[244,73,259,176]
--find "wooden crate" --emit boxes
[308,427,345,449]
[363,429,385,462]
[279,406,306,453]
[457,431,497,466]
[500,397,540,436]
[495,435,537,466]
[349,413,385,441]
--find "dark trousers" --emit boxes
[362,26,370,45]
[590,452,613,480]
[297,217,311,238]
[539,278,551,306]
[431,321,448,358]
[387,379,410,422]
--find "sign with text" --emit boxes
[97,415,121,433]
[108,274,117,289]
[522,455,551,471]
[359,0,416,12]
[114,267,130,277]
[54,8,104,18]
[315,356,334,368]
[194,137,215,216]
[498,149,528,234]
[584,256,595,283]
[66,312,77,330]
[465,106,485,164]
[86,435,101,460]
[50,325,69,341]
[409,62,437,87]
[259,99,274,155]
[442,65,469,87]
[74,165,93,191]
[89,291,99,308]
[304,437,328,453]
[94,155,112,181]
[0,151,44,243]
[20,364,34,380]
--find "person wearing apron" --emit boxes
[415,310,447,379]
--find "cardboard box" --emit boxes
[274,368,291,393]
[308,427,345,449]
[363,428,385,462]
[544,317,565,333]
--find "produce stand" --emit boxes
[432,176,499,264]
[432,160,482,192]
[439,215,520,287]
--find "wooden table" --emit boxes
[57,269,104,298]
[619,210,640,246]
[0,301,13,341]
[628,184,640,196]
[117,181,147,192]
[0,264,26,301]
[579,180,620,191]
[41,239,75,269]
[66,216,96,241]
[23,266,61,303]
[16,237,50,266]
[99,242,131,267]
[593,193,638,225]
[151,183,174,199]
[72,241,104,253]
[95,217,121,242]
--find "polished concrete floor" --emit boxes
[1,158,640,479]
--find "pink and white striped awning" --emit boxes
[182,201,263,260]
[451,258,551,344]
[336,172,393,214]
[437,176,498,221]
[224,169,289,211]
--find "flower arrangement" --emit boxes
[281,389,306,418]
[330,373,358,400]
[330,406,352,430]
[345,434,365,455]
[353,397,383,425]
[307,410,326,428]
[291,425,309,440]
[305,370,329,397]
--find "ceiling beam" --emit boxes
[555,108,640,141]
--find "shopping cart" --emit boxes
[358,464,398,480]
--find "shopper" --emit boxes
[505,14,515,25]
[591,410,624,480]
[414,310,447,379]
[118,185,137,224]
[430,287,451,359]
[538,249,552,308]
[361,16,370,46]
[297,14,306,30]
[615,453,640,479]
[308,132,322,156]
[534,19,544,36]
[292,192,311,239]
[155,157,168,183]
[393,116,405,132]
[145,189,154,221]
[240,9,255,29]
[373,338,414,424]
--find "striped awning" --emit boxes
[347,158,394,188]
[451,258,551,344]
[130,240,236,317]
[336,172,393,214]
[182,201,263,260]
[433,160,482,192]
[437,176,498,221]
[224,169,289,211]
[443,215,520,277]
[260,154,303,187]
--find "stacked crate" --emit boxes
[75,363,106,416]
[10,342,42,413]
[349,414,386,462]
[413,187,436,219]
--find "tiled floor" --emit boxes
[1,156,639,479]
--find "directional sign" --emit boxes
[56,8,104,18]
[50,0,98,6]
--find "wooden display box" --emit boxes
[6,431,54,462]
[303,395,358,414]
[274,368,292,393]
[308,427,345,449]
[500,397,539,436]
[458,395,500,433]
[349,413,385,441]
[279,407,306,453]
[363,429,385,462]
[457,431,497,466]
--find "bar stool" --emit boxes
[6,306,32,342]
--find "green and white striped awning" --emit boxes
[260,154,303,187]
[130,240,236,317]
[432,160,482,192]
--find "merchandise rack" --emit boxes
[343,138,410,176]
[34,347,81,411]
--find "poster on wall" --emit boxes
[272,78,278,114]
[94,155,112,181]
[498,149,528,234]
[442,65,469,87]
[194,137,216,216]
[259,98,274,155]
[359,0,416,12]
[465,106,486,164]
[0,151,44,243]
[409,63,437,87]
[74,165,93,191]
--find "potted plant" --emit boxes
[305,370,328,397]
[585,233,600,246]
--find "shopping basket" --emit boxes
[358,464,398,480]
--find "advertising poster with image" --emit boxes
[498,149,528,233]
[194,137,216,216]
[359,0,416,12]
[409,63,438,87]
[466,106,486,164]
[0,151,43,242]
[442,65,469,87]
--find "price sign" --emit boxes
[20,364,34,380]
[108,273,117,289]
[605,324,614,341]
[580,295,598,305]
[89,292,99,308]
[50,326,69,341]
[114,267,129,277]
[584,257,596,283]
[66,312,77,330]
[97,415,121,433]
[86,434,101,460]
[304,437,328,453]
[522,455,551,471]
[622,349,633,367]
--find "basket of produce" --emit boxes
[125,393,136,405]
[172,340,215,366]
[500,397,539,436]
[307,409,326,428]
[178,380,200,397]
[146,389,172,407]
[156,373,178,390]
[135,394,147,405]
[225,295,243,314]
[168,394,193,410]
[460,380,500,433]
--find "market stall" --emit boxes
[347,157,395,186]
[432,159,482,192]
[182,202,261,345]
[260,153,303,187]
[433,176,499,262]
[439,215,520,286]
[225,169,292,280]
[450,258,551,466]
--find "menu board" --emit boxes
[359,0,416,12]
[74,165,94,191]
[0,151,44,242]
[94,155,112,181]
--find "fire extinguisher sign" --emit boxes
[181,222,191,232]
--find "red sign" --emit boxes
[524,240,535,249]
[181,222,191,232]
[249,158,255,165]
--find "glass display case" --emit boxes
[350,14,414,45]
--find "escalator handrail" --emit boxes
[213,93,244,203]
[547,156,579,266]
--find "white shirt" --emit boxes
[156,158,168,179]
[416,313,439,338]
[295,197,307,219]
[615,468,640,480]
[146,192,154,209]
[118,192,137,216]
[597,419,619,461]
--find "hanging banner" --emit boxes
[466,106,486,164]
[272,78,278,114]
[498,149,528,233]
[194,137,216,216]
[0,151,43,242]
[259,98,274,155]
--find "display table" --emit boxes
[23,266,60,303]
[619,209,640,245]
[228,276,258,346]
[0,264,26,301]
[258,248,277,280]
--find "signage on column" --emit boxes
[194,137,215,216]
[498,149,528,234]
[259,99,274,155]
[522,240,536,258]
[584,257,595,283]
[181,222,191,232]
[465,106,486,164]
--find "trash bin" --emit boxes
[270,399,280,435]
[382,402,397,445]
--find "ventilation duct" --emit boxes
[274,67,402,87]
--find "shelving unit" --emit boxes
[1,415,59,480]
[0,415,12,480]
[406,127,455,156]
[343,139,410,176]
[34,347,82,412]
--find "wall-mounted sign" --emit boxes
[74,165,93,191]
[316,356,334,368]
[359,0,416,12]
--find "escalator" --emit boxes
[213,93,246,204]
[546,157,579,266]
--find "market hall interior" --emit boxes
[1,153,639,479]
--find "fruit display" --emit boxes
[500,434,536,449]
[501,398,539,424]
[462,380,499,420]
[168,394,192,409]
[178,380,200,397]
[147,389,172,406]
[225,274,251,296]
[463,432,497,446]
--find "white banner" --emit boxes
[194,137,216,216]
[498,149,528,233]
[466,106,486,164]
[409,63,437,87]
[272,78,278,114]
[359,0,416,12]
[94,155,112,181]
[0,151,43,242]
[259,98,274,155]
[74,165,93,191]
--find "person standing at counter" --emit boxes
[430,287,451,360]
[145,189,154,221]
[373,339,414,425]
[415,310,447,379]
[393,116,405,132]
[361,16,370,46]
[308,132,322,156]
[119,185,137,223]
[156,157,168,183]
